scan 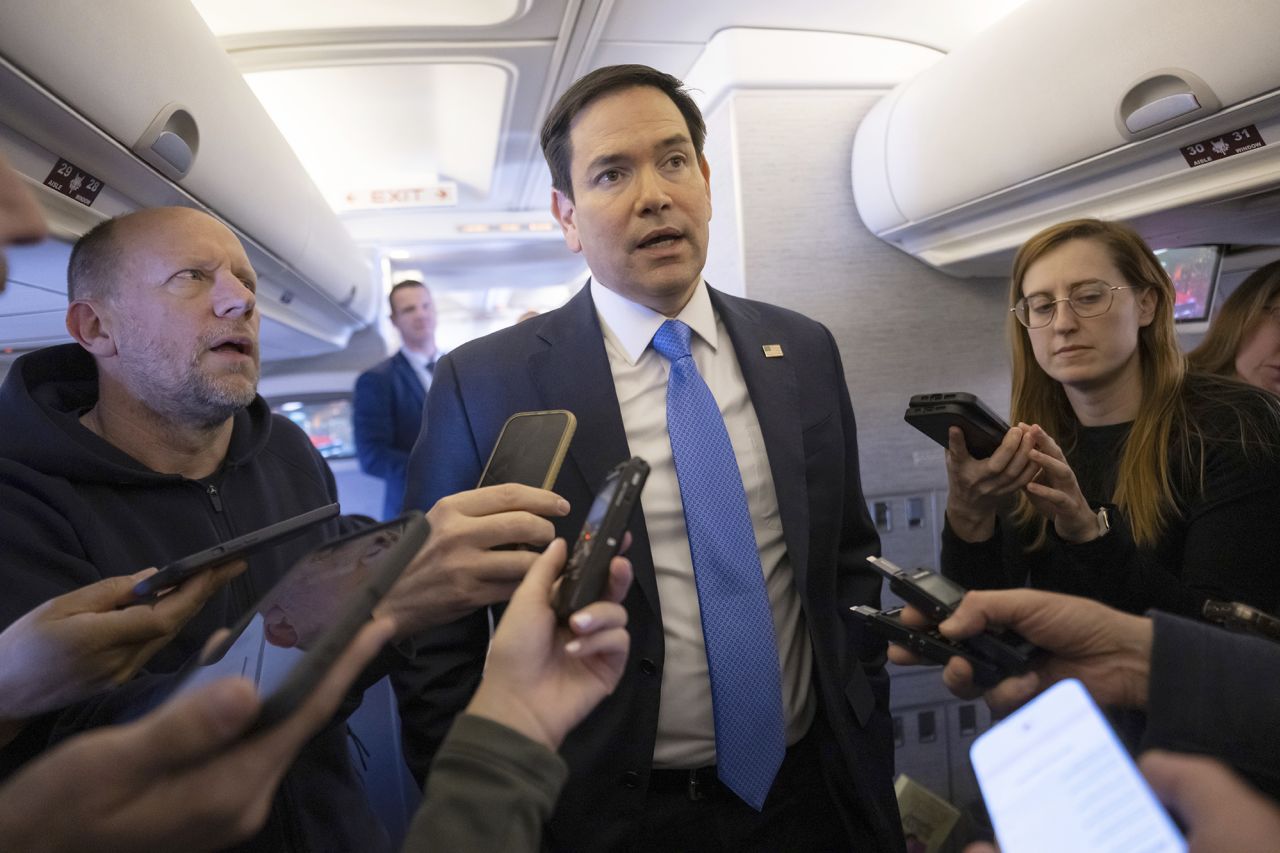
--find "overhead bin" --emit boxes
[0,1,375,357]
[852,0,1280,277]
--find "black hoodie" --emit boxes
[0,344,391,852]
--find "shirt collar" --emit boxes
[589,275,718,366]
[400,348,438,371]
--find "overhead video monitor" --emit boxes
[1153,245,1221,323]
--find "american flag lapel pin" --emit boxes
[762,344,783,358]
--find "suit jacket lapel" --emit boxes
[528,285,661,615]
[392,351,427,409]
[709,288,812,594]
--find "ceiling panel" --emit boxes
[600,0,1034,52]
[192,0,527,35]
[244,63,511,209]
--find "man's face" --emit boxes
[98,208,260,428]
[0,151,50,292]
[389,285,436,351]
[551,86,712,316]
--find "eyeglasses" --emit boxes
[1011,281,1141,329]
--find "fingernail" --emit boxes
[565,639,583,654]
[571,612,593,630]
[557,498,571,515]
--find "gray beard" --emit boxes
[121,344,259,430]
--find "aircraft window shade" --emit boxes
[270,394,356,460]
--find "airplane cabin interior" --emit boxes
[2,1,1278,849]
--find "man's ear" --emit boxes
[550,188,582,254]
[66,299,117,357]
[699,154,712,222]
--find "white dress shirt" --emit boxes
[589,276,815,769]
[401,347,439,393]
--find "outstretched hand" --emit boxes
[465,538,632,750]
[0,617,394,852]
[887,588,1152,715]
[0,560,246,738]
[381,484,570,637]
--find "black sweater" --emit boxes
[942,375,1280,617]
[0,344,391,852]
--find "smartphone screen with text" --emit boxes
[970,679,1185,853]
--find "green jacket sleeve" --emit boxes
[403,714,569,853]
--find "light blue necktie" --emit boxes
[651,319,786,811]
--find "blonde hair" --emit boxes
[1188,260,1280,381]
[1007,219,1187,547]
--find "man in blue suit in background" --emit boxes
[401,65,904,851]
[354,280,439,519]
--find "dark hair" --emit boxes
[388,279,427,314]
[539,64,706,201]
[67,217,125,302]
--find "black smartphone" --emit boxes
[477,410,577,489]
[904,392,1010,459]
[851,605,1006,688]
[867,555,967,621]
[129,503,341,603]
[552,457,649,621]
[172,512,429,733]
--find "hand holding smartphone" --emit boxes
[851,605,1006,687]
[862,556,1042,681]
[129,503,340,603]
[971,679,1186,853]
[552,457,649,620]
[173,512,429,733]
[477,410,577,490]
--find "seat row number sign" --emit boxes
[1181,125,1266,168]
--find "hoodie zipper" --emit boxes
[206,483,224,513]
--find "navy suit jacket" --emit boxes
[401,284,903,851]
[354,351,427,519]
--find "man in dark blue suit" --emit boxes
[354,280,438,519]
[401,65,903,851]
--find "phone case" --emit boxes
[904,392,1010,459]
[552,457,649,620]
[477,409,578,490]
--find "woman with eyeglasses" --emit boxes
[1188,260,1280,395]
[941,218,1280,618]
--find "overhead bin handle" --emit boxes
[1125,92,1200,133]
[1117,70,1220,140]
[134,103,199,180]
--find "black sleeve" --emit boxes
[1143,612,1280,800]
[1164,444,1280,615]
[1046,443,1280,617]
[940,514,1028,590]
